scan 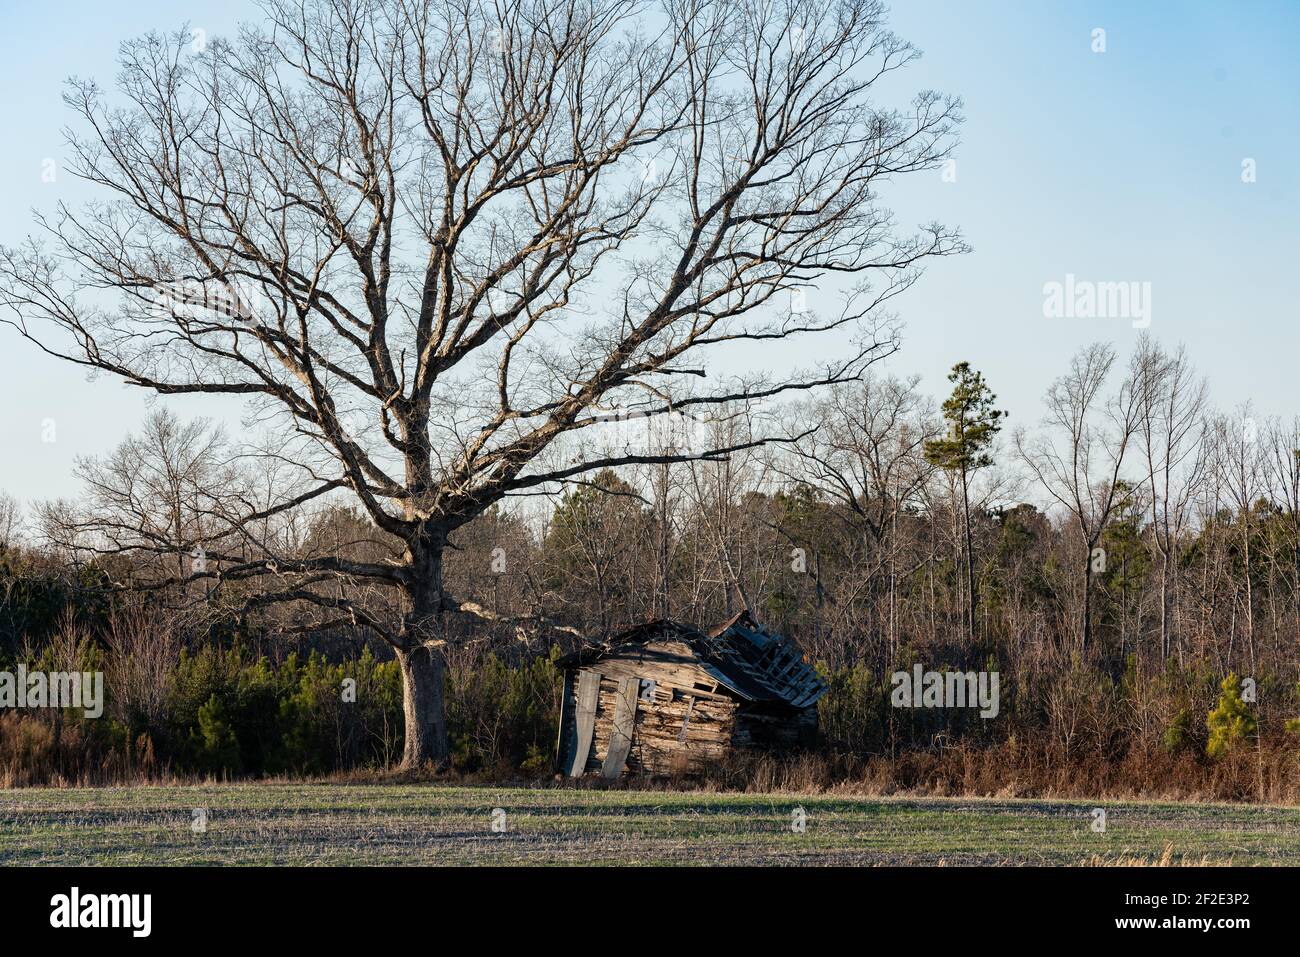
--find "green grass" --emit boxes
[1,784,1297,865]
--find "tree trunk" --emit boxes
[1081,549,1093,653]
[397,643,449,770]
[1242,515,1255,673]
[398,534,450,770]
[1164,548,1175,660]
[1293,529,1300,647]
[960,467,976,644]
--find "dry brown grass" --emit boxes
[689,739,1300,805]
[1079,842,1233,866]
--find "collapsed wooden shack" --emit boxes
[555,611,827,778]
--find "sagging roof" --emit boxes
[558,611,827,710]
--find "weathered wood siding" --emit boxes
[559,638,819,776]
[560,641,741,775]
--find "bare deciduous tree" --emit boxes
[0,0,961,766]
[0,493,21,552]
[1016,343,1141,651]
[1131,335,1207,660]
[782,374,939,658]
[1264,416,1300,642]
[1212,405,1265,672]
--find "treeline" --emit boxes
[0,596,562,786]
[2,335,1299,798]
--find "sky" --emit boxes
[0,0,1297,509]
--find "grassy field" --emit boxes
[1,784,1297,865]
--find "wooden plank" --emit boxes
[677,696,695,742]
[567,669,602,777]
[555,669,575,772]
[601,676,639,778]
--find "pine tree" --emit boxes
[924,362,1007,643]
[1206,673,1257,759]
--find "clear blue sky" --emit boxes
[1,0,1297,507]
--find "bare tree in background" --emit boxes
[1265,417,1300,643]
[40,411,242,584]
[0,493,20,552]
[1131,335,1207,660]
[0,0,962,766]
[782,374,939,660]
[1212,406,1265,673]
[682,411,773,617]
[1017,343,1140,652]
